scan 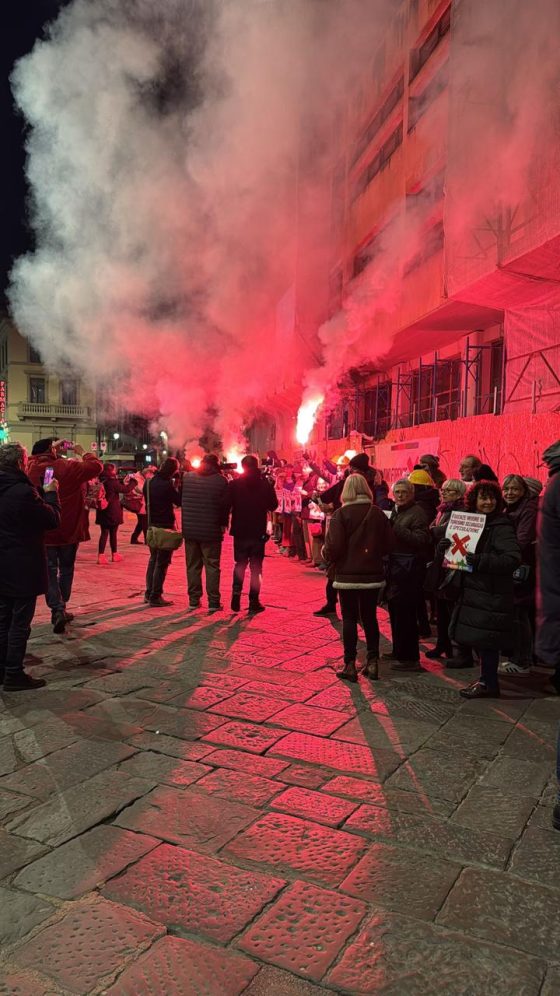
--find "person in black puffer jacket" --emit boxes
[450,480,521,700]
[181,454,228,611]
[225,455,278,614]
[499,475,539,676]
[144,458,181,608]
[425,478,467,664]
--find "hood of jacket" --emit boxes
[543,439,560,476]
[0,467,29,496]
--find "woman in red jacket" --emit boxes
[323,473,395,682]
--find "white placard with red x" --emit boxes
[443,511,486,572]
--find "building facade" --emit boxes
[0,315,97,453]
[285,0,560,481]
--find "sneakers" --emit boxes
[231,593,241,613]
[3,672,47,692]
[52,611,66,635]
[499,661,531,675]
[248,601,265,614]
[314,605,338,617]
[459,680,500,699]
[112,553,124,563]
[390,660,423,672]
[149,597,174,607]
[97,554,109,565]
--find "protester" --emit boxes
[385,479,431,671]
[96,464,135,564]
[144,458,181,607]
[425,478,467,663]
[498,475,538,675]
[447,480,521,699]
[473,463,499,483]
[27,437,103,633]
[536,440,560,696]
[459,454,482,482]
[129,468,155,544]
[225,454,278,613]
[323,473,394,682]
[0,443,61,691]
[408,468,438,636]
[419,453,446,489]
[181,453,228,611]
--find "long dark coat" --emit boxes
[504,495,538,605]
[96,475,134,528]
[0,468,61,597]
[536,471,560,666]
[450,513,521,651]
[181,467,229,543]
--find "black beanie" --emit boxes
[349,453,370,473]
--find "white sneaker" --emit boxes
[97,554,109,565]
[499,660,531,675]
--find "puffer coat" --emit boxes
[450,513,521,651]
[181,466,228,543]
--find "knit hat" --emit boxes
[408,469,435,487]
[419,453,439,467]
[524,476,544,497]
[349,453,370,473]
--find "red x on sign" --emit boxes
[451,532,471,557]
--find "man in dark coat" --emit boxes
[536,440,560,694]
[181,454,228,611]
[225,455,278,614]
[386,479,431,670]
[28,437,102,633]
[0,442,61,691]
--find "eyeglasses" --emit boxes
[442,488,459,494]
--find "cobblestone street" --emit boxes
[1,522,559,994]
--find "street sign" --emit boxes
[91,441,98,451]
[100,441,107,453]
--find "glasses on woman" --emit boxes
[442,487,459,495]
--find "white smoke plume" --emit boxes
[9,0,393,451]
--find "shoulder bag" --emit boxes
[146,481,183,551]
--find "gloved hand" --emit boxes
[466,552,479,569]
[436,537,452,558]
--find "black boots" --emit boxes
[3,672,47,691]
[337,660,358,683]
[248,600,265,614]
[314,604,338,617]
[231,592,241,613]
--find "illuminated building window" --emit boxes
[353,124,403,201]
[60,379,78,406]
[408,61,449,131]
[409,5,451,82]
[29,377,46,404]
[352,77,404,167]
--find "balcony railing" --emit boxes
[17,403,92,420]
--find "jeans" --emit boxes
[131,513,148,542]
[388,595,420,662]
[479,648,500,689]
[232,537,265,600]
[512,604,534,667]
[146,547,173,599]
[185,540,222,606]
[46,544,78,615]
[0,596,37,676]
[338,589,380,662]
[99,526,119,554]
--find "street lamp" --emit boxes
[113,432,120,440]
[142,444,148,450]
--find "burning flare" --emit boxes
[296,395,324,446]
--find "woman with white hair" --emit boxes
[323,473,395,682]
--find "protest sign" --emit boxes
[443,511,486,571]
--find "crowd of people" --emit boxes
[0,435,559,827]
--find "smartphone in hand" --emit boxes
[43,467,55,486]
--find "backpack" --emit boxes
[85,480,108,511]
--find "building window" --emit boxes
[434,357,461,421]
[352,227,386,279]
[409,5,451,82]
[353,124,403,201]
[29,377,46,404]
[475,339,504,415]
[362,382,392,437]
[404,219,444,274]
[408,61,449,131]
[60,379,78,406]
[352,77,404,167]
[28,345,41,364]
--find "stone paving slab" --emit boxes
[125,731,214,760]
[196,766,282,806]
[271,785,358,827]
[10,717,83,763]
[509,826,560,890]
[201,719,286,753]
[116,750,211,788]
[0,788,32,823]
[0,738,136,800]
[14,825,160,900]
[480,755,552,796]
[276,764,330,788]
[243,965,332,995]
[452,785,537,838]
[201,746,290,777]
[326,910,545,995]
[384,747,487,803]
[0,829,48,880]
[339,842,461,919]
[269,731,402,780]
[114,784,258,852]
[333,712,436,751]
[0,885,54,947]
[0,969,62,996]
[7,770,153,848]
[223,812,365,886]
[102,842,285,942]
[0,737,18,776]
[11,896,165,994]
[207,690,287,722]
[105,935,259,995]
[238,880,367,981]
[439,866,560,959]
[321,775,455,818]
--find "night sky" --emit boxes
[1,2,67,306]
